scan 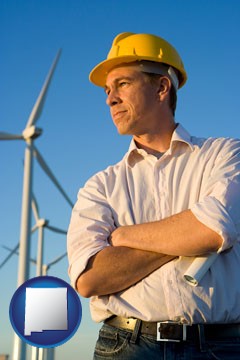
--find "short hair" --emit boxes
[143,72,177,116]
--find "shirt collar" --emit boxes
[170,123,194,153]
[126,123,194,167]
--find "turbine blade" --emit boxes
[31,193,40,222]
[46,224,67,235]
[0,243,19,269]
[0,132,23,140]
[33,146,74,208]
[2,245,37,264]
[46,223,67,234]
[2,244,15,251]
[47,252,67,267]
[25,49,62,129]
[31,224,38,233]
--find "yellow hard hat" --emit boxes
[89,32,187,89]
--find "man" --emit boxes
[67,32,240,359]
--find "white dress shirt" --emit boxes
[67,124,240,324]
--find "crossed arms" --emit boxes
[74,138,240,298]
[77,209,222,298]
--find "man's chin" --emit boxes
[115,124,134,136]
[117,128,133,136]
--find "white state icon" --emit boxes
[24,287,68,336]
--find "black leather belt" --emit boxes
[104,316,240,342]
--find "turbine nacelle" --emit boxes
[36,218,49,228]
[22,125,42,140]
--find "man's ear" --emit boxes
[158,76,171,98]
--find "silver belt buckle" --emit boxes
[157,321,187,342]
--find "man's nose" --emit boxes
[106,89,121,107]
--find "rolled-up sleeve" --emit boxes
[191,139,240,252]
[67,173,115,289]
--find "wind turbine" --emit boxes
[30,193,68,277]
[0,49,73,360]
[0,194,67,272]
[0,49,62,284]
[2,244,67,275]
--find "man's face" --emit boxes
[105,66,162,136]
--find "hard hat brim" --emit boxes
[89,55,187,89]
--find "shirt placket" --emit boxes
[155,157,185,320]
[154,157,170,220]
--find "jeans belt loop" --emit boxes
[198,324,207,352]
[130,319,142,344]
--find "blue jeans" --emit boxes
[93,323,240,359]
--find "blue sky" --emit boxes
[0,0,240,359]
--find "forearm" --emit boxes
[77,246,175,297]
[110,210,223,256]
